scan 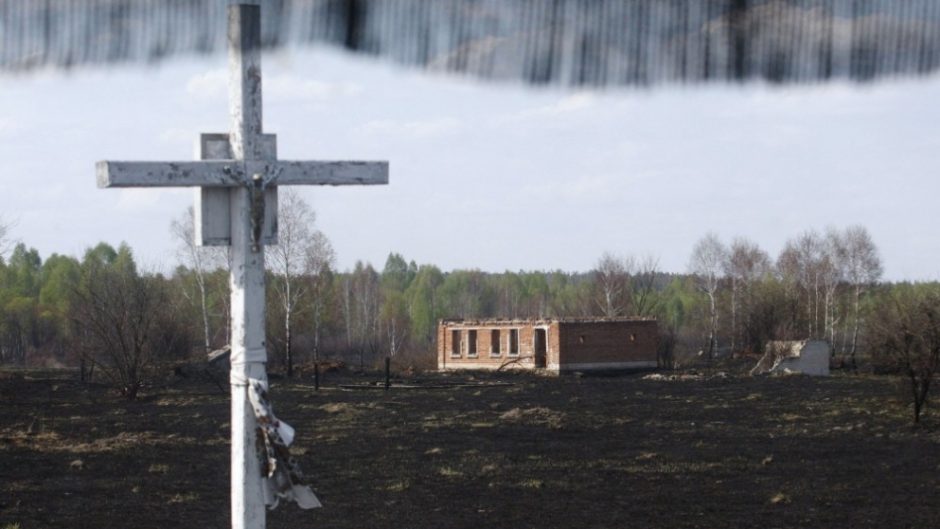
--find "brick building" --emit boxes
[437,318,658,373]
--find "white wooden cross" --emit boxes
[96,3,388,529]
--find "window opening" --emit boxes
[468,330,478,357]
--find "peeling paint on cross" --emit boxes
[95,4,388,529]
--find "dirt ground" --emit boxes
[1,366,938,529]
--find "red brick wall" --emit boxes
[557,320,658,369]
[437,321,561,370]
[438,320,653,371]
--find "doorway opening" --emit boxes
[534,328,547,368]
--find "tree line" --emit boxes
[1,199,938,418]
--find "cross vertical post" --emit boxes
[228,5,267,529]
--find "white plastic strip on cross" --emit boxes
[244,376,321,510]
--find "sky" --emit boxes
[0,46,938,281]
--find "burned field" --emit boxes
[2,370,938,529]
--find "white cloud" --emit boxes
[497,92,599,125]
[358,117,463,140]
[185,69,227,99]
[266,76,363,102]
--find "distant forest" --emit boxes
[0,190,934,380]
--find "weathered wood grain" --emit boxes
[97,160,388,188]
[97,161,244,188]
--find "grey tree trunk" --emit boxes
[285,300,293,378]
[729,278,737,354]
[198,273,211,353]
[850,284,862,367]
[708,291,718,360]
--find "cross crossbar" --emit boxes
[97,160,388,188]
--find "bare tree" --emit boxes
[380,291,409,360]
[689,233,727,359]
[631,255,661,318]
[843,225,883,366]
[725,237,771,353]
[342,275,353,350]
[594,252,634,317]
[799,231,826,339]
[73,249,178,399]
[304,230,335,365]
[775,242,802,339]
[820,228,847,347]
[870,287,940,424]
[170,207,228,354]
[347,262,381,368]
[0,215,14,259]
[776,231,826,340]
[267,189,316,377]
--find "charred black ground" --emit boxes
[1,368,938,529]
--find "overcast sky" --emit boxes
[0,46,937,280]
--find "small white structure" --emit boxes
[750,340,830,377]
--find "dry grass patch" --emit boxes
[385,479,410,492]
[148,463,170,474]
[167,492,200,504]
[320,402,358,414]
[498,407,566,429]
[438,466,463,478]
[517,479,544,489]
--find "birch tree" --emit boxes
[689,233,726,359]
[341,262,382,368]
[267,189,316,378]
[170,207,228,354]
[843,225,883,366]
[775,244,802,339]
[725,238,770,353]
[380,290,409,360]
[304,230,335,365]
[820,228,847,346]
[776,231,826,340]
[797,231,826,339]
[594,252,633,317]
